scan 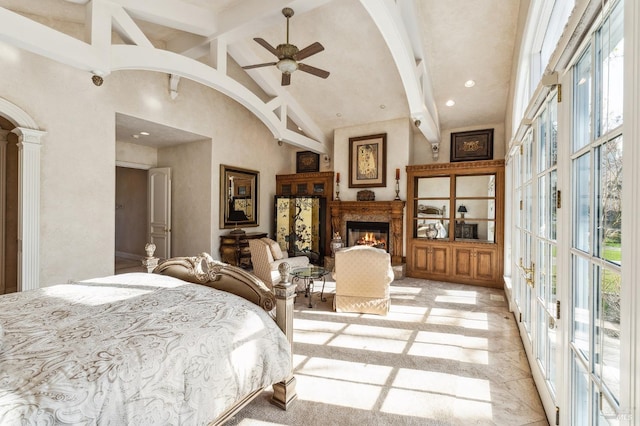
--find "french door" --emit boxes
[512,90,560,419]
[569,2,624,422]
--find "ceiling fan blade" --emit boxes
[253,38,280,57]
[282,73,291,86]
[295,42,324,61]
[242,62,277,70]
[298,63,330,79]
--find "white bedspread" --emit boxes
[0,273,291,425]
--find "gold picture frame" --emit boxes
[220,164,259,229]
[348,133,387,188]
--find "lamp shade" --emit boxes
[457,205,468,213]
[228,209,249,222]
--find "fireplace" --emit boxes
[328,200,405,265]
[347,221,389,251]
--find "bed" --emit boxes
[0,250,296,425]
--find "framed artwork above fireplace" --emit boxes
[348,133,387,188]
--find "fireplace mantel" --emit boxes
[328,200,405,264]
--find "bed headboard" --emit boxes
[153,252,276,312]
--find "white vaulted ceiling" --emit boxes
[0,0,521,151]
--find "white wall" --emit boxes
[1,45,295,286]
[116,141,158,168]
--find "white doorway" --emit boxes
[114,165,172,274]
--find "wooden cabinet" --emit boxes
[452,245,499,284]
[219,231,267,268]
[406,160,504,288]
[276,171,334,257]
[276,171,334,198]
[410,242,450,278]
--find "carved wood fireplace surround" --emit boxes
[328,200,405,265]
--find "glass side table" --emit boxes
[291,266,330,308]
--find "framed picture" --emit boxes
[450,129,494,162]
[348,133,387,188]
[296,151,320,173]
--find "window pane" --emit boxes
[574,153,591,252]
[550,170,558,240]
[572,357,590,425]
[550,94,558,166]
[524,184,532,232]
[601,268,621,403]
[537,240,548,300]
[573,255,590,360]
[598,396,621,425]
[599,137,622,266]
[548,313,557,394]
[536,303,547,370]
[574,48,592,152]
[538,174,548,237]
[597,1,624,135]
[538,109,548,172]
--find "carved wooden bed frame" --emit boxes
[142,245,297,425]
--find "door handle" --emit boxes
[518,258,535,287]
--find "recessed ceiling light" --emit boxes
[336,112,342,117]
[446,99,456,107]
[465,80,476,88]
[380,104,386,109]
[140,131,150,136]
[132,134,140,138]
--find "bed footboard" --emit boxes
[142,244,297,410]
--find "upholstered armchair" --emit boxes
[332,245,394,315]
[248,237,310,288]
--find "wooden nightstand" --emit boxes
[220,231,267,268]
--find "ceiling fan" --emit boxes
[242,7,330,86]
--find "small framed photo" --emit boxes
[349,133,387,188]
[296,151,320,173]
[450,129,494,162]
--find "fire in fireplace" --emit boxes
[346,221,390,252]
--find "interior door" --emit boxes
[148,167,171,259]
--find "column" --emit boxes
[14,127,46,292]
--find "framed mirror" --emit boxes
[220,164,259,230]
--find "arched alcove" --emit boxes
[0,97,46,291]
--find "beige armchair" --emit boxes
[332,245,394,315]
[248,237,309,288]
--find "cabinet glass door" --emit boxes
[414,176,450,239]
[454,174,497,242]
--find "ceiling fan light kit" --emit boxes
[277,58,298,74]
[242,7,330,86]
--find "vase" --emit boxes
[330,233,343,257]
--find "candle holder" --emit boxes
[394,178,400,200]
[335,182,340,200]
